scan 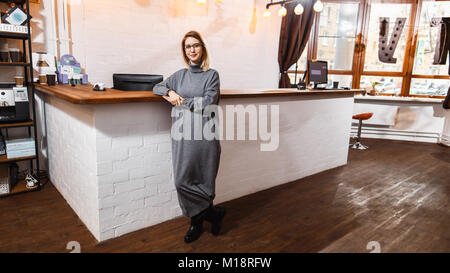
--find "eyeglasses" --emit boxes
[184,43,202,51]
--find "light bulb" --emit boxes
[264,9,271,18]
[278,6,287,17]
[313,0,324,12]
[294,3,304,15]
[197,0,206,5]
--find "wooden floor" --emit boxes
[0,138,449,253]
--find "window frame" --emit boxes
[288,0,450,98]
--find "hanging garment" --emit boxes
[433,17,450,75]
[444,87,450,109]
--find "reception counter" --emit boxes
[35,84,363,242]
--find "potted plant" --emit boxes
[369,81,380,96]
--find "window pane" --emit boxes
[360,76,403,95]
[317,2,359,70]
[327,75,353,89]
[288,73,298,85]
[413,1,450,75]
[364,3,412,72]
[410,78,450,96]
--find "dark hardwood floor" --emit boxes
[0,138,449,253]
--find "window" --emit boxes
[287,0,449,97]
[413,1,450,76]
[317,2,359,71]
[363,3,412,72]
[410,78,450,96]
[329,75,353,89]
[360,76,403,95]
[288,42,309,85]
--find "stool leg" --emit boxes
[357,119,362,143]
[350,119,369,150]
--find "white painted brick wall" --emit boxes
[45,93,355,242]
[66,0,281,90]
[93,95,353,241]
[45,96,100,240]
[94,102,178,241]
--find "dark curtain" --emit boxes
[278,0,316,88]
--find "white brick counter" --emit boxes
[43,92,355,242]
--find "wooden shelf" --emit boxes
[0,179,39,198]
[0,62,30,67]
[0,31,29,39]
[0,0,27,4]
[0,120,34,128]
[0,154,35,163]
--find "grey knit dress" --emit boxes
[153,63,221,217]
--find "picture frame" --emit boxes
[2,6,31,26]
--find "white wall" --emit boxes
[67,0,282,89]
[45,95,100,240]
[353,103,446,143]
[440,109,450,146]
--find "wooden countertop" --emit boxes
[34,84,364,105]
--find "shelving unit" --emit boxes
[0,0,40,198]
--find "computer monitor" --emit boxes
[307,60,328,89]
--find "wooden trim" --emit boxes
[328,70,354,75]
[411,74,450,79]
[361,71,404,77]
[220,89,365,99]
[0,154,36,163]
[401,0,420,97]
[0,120,34,128]
[287,70,353,75]
[0,62,30,66]
[407,94,446,99]
[359,93,445,99]
[322,0,361,3]
[357,0,372,89]
[368,0,416,3]
[35,84,365,104]
[352,0,367,89]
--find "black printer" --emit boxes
[113,74,163,91]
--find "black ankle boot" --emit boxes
[184,211,205,243]
[204,206,226,236]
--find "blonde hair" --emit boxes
[181,30,210,72]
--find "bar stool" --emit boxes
[350,113,373,150]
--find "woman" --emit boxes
[153,31,226,243]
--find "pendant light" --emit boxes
[264,0,323,18]
[278,5,287,17]
[198,0,223,4]
[294,3,304,15]
[313,0,324,12]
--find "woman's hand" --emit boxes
[164,90,185,106]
